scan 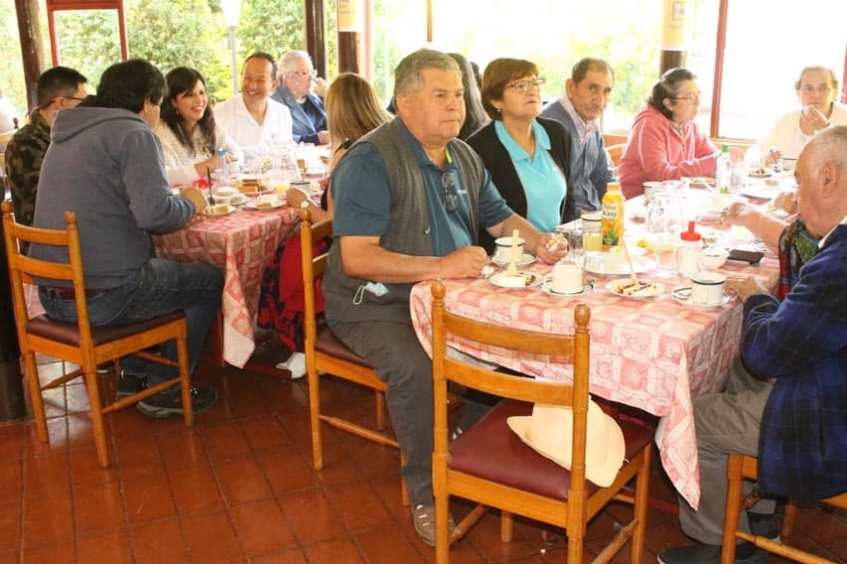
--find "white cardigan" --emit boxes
[154,121,242,187]
[747,102,847,164]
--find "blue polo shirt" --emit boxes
[331,120,513,256]
[494,119,567,232]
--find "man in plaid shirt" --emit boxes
[660,126,847,564]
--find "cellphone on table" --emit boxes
[727,249,764,265]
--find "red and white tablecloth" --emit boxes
[154,207,298,367]
[409,247,778,510]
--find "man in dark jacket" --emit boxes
[30,59,223,418]
[271,50,328,145]
[659,126,847,564]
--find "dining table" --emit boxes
[409,190,782,510]
[153,201,299,368]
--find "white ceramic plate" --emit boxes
[605,279,664,299]
[741,183,781,200]
[228,194,249,206]
[488,271,540,289]
[541,275,593,297]
[492,253,535,268]
[245,199,286,211]
[205,204,236,217]
[582,253,655,276]
[671,287,733,308]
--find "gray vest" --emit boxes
[323,118,484,323]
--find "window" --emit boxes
[370,0,427,103]
[431,0,664,131]
[717,0,847,139]
[53,9,122,91]
[0,0,26,114]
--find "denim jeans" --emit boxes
[39,258,224,385]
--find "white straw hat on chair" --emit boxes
[507,399,625,487]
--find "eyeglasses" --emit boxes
[441,170,459,213]
[800,84,832,95]
[673,92,701,102]
[64,96,86,102]
[289,70,317,80]
[507,78,545,94]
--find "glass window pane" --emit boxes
[719,0,847,139]
[431,0,665,132]
[0,0,27,117]
[685,0,718,135]
[54,9,121,92]
[371,0,427,104]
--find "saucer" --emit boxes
[541,275,593,296]
[489,270,540,289]
[205,204,236,217]
[492,253,535,268]
[671,287,732,308]
[245,198,286,210]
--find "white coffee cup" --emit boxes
[552,262,584,294]
[494,237,525,263]
[690,271,726,306]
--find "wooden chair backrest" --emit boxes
[1,200,95,351]
[299,207,333,348]
[430,280,592,490]
[605,143,626,169]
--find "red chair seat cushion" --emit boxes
[315,324,372,367]
[26,311,185,347]
[448,399,655,500]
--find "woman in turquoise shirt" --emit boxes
[468,58,576,253]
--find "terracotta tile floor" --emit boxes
[1,355,845,564]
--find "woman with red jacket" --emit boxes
[618,68,719,199]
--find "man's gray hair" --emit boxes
[279,50,312,78]
[394,48,460,98]
[810,125,847,172]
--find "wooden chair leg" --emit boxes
[630,446,652,563]
[22,352,48,442]
[500,511,513,542]
[566,522,584,563]
[781,500,799,539]
[84,366,110,467]
[721,454,745,564]
[434,461,450,564]
[375,390,386,430]
[307,364,323,470]
[176,333,193,427]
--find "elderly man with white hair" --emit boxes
[659,125,847,564]
[271,50,329,145]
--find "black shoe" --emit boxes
[116,373,147,398]
[137,386,217,419]
[658,541,767,564]
[748,511,780,541]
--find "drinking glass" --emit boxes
[653,234,679,278]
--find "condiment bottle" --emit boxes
[677,220,703,276]
[601,182,624,250]
[581,211,602,252]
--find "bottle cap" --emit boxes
[680,220,701,241]
[606,182,621,192]
[721,144,729,154]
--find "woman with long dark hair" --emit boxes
[155,67,242,186]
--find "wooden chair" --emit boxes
[721,454,847,563]
[605,143,626,171]
[431,281,654,563]
[2,201,193,467]
[299,207,408,505]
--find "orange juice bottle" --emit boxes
[601,182,624,249]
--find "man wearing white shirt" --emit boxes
[214,52,293,159]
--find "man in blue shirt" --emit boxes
[324,49,567,546]
[271,50,328,145]
[659,126,847,564]
[540,58,614,212]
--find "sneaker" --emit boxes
[412,504,456,547]
[116,372,147,398]
[658,541,767,564]
[137,386,217,419]
[275,352,306,380]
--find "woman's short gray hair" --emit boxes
[394,49,460,98]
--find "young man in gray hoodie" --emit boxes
[30,59,223,418]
